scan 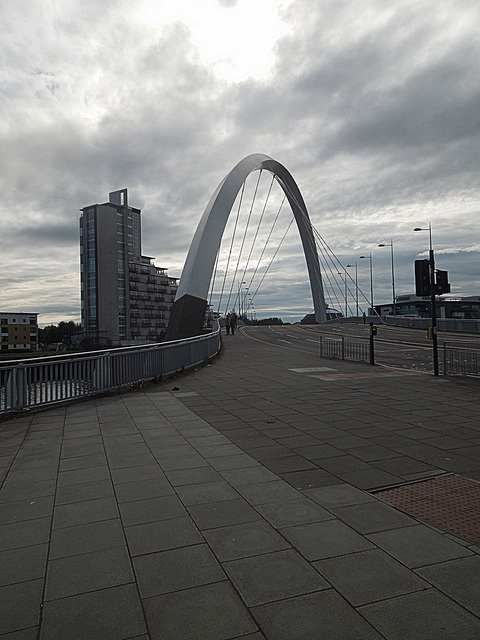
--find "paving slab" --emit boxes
[44,546,134,600]
[253,496,334,528]
[280,518,375,561]
[0,579,44,636]
[330,499,416,533]
[133,543,226,598]
[143,581,258,640]
[125,515,203,556]
[118,494,188,526]
[49,518,126,559]
[186,497,260,530]
[40,584,147,640]
[203,519,291,561]
[415,555,480,616]
[359,588,480,640]
[367,523,473,568]
[314,548,429,606]
[224,548,329,606]
[2,331,480,639]
[252,590,384,640]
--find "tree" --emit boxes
[39,321,79,346]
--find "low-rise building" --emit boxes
[376,295,480,319]
[0,313,38,351]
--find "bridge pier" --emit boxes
[165,294,208,340]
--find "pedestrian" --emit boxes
[362,312,366,324]
[230,312,237,335]
[225,314,231,334]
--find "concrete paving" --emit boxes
[1,330,480,639]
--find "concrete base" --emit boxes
[165,294,208,340]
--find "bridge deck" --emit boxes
[1,332,480,638]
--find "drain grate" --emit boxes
[375,474,480,545]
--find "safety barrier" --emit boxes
[443,344,480,376]
[0,324,221,415]
[319,336,369,363]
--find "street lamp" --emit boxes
[346,263,358,317]
[414,224,438,376]
[359,253,374,313]
[378,240,396,316]
[337,272,348,318]
[237,280,246,315]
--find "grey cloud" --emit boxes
[1,0,480,324]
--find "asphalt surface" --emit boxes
[245,322,480,373]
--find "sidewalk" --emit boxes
[1,331,480,639]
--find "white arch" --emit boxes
[166,153,327,339]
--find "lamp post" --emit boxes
[359,253,374,313]
[237,280,246,316]
[378,240,396,316]
[414,224,438,376]
[337,272,348,318]
[346,263,358,317]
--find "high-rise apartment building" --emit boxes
[79,189,178,345]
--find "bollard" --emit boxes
[369,322,377,365]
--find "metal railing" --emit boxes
[1,324,221,415]
[319,336,369,363]
[443,344,480,376]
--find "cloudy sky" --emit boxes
[1,0,479,325]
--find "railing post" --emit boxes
[443,342,447,376]
[5,365,28,410]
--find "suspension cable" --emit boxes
[248,217,294,308]
[226,170,262,313]
[217,181,245,314]
[246,194,286,299]
[239,173,275,292]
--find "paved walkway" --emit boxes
[1,331,480,639]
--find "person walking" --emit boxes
[225,314,231,334]
[230,312,238,335]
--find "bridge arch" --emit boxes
[166,153,327,339]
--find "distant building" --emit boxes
[375,295,480,319]
[301,307,342,323]
[1,313,38,351]
[79,189,178,345]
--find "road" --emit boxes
[239,322,480,374]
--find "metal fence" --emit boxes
[443,344,480,376]
[319,336,369,362]
[0,324,221,415]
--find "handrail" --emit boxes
[1,323,221,415]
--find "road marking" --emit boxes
[290,367,337,373]
[310,370,422,380]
